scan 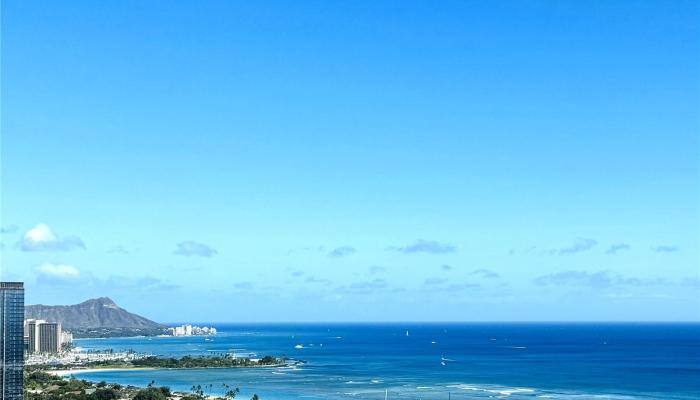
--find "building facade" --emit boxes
[169,324,217,336]
[38,323,61,353]
[24,320,64,354]
[60,331,73,347]
[24,319,37,354]
[1,282,24,400]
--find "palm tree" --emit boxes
[191,384,204,399]
[224,388,240,400]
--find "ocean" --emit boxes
[72,323,700,400]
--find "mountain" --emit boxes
[25,297,167,337]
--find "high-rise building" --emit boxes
[38,323,61,353]
[24,319,64,354]
[24,319,39,354]
[1,282,24,400]
[60,331,73,347]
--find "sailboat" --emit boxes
[384,389,388,400]
[405,330,409,337]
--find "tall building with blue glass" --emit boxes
[1,282,24,400]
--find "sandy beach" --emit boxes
[49,367,154,377]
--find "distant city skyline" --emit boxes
[1,1,698,322]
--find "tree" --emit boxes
[133,388,166,400]
[259,356,276,365]
[191,385,204,400]
[224,388,240,400]
[92,388,118,400]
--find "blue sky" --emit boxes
[1,0,698,322]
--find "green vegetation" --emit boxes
[24,368,262,400]
[132,355,283,368]
[32,355,288,372]
[83,355,285,369]
[61,343,76,352]
[133,387,168,400]
[24,370,127,400]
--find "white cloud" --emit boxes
[174,241,217,257]
[26,224,56,242]
[549,237,597,255]
[327,246,357,258]
[388,239,457,254]
[606,243,630,255]
[36,263,81,283]
[18,223,85,252]
[652,245,679,253]
[471,269,500,279]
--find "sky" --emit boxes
[1,0,698,322]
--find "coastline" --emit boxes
[47,362,290,377]
[49,367,155,377]
[57,324,700,400]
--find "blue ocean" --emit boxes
[72,323,699,400]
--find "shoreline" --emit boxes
[74,334,217,341]
[47,362,291,377]
[49,367,156,377]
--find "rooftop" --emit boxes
[0,282,24,289]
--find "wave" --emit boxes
[447,383,535,396]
